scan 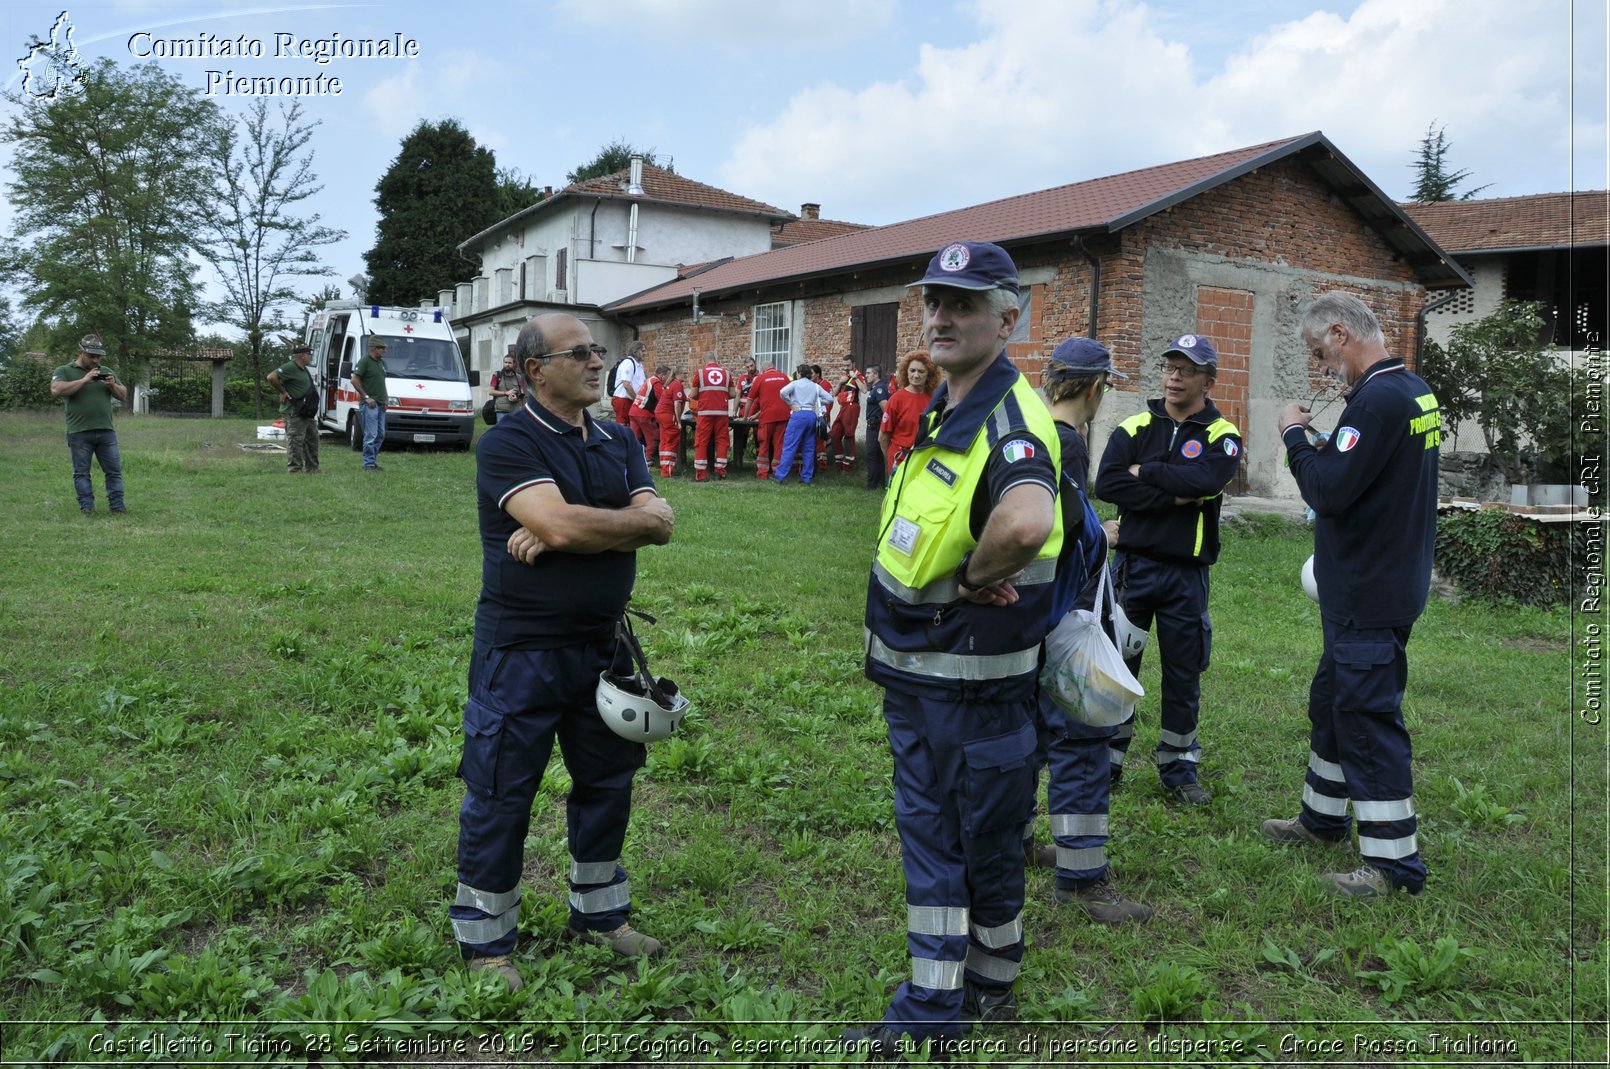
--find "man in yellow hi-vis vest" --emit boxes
[847,242,1063,1057]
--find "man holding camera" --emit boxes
[51,333,128,516]
[267,344,321,473]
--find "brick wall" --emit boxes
[1195,286,1252,490]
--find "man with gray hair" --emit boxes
[1262,290,1438,897]
[449,312,676,989]
[851,241,1063,1056]
[50,333,128,515]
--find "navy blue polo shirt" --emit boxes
[474,398,656,649]
[1282,358,1440,629]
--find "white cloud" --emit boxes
[551,0,898,49]
[360,48,519,146]
[720,0,1595,227]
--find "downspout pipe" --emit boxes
[1415,289,1460,370]
[1074,236,1101,337]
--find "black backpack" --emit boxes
[607,357,633,397]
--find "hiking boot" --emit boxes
[1322,863,1402,898]
[1262,815,1342,848]
[466,953,523,991]
[1054,875,1155,924]
[567,922,664,957]
[960,981,1019,1025]
[1165,781,1212,806]
[1022,837,1058,870]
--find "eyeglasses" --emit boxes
[1163,363,1207,380]
[537,344,606,363]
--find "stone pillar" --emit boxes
[212,360,227,418]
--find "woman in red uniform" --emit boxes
[828,357,864,473]
[656,368,687,477]
[878,350,938,476]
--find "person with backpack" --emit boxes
[267,344,321,473]
[610,342,645,426]
[1023,337,1152,924]
[629,363,666,466]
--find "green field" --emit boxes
[0,411,1602,1065]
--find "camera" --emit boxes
[94,370,112,381]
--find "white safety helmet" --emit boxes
[1301,554,1320,604]
[596,611,690,743]
[1110,598,1148,659]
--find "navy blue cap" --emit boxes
[906,241,1020,295]
[1047,336,1129,381]
[1163,333,1217,368]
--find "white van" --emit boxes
[304,302,479,450]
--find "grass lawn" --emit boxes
[0,410,1603,1065]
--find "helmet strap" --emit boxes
[616,611,671,708]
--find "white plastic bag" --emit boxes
[1039,564,1144,727]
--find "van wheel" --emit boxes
[349,414,362,451]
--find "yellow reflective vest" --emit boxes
[865,356,1063,698]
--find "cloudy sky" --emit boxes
[2,0,1604,325]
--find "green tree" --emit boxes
[494,165,545,219]
[0,59,225,376]
[364,119,506,306]
[566,139,673,185]
[1408,122,1491,203]
[199,100,346,418]
[1419,300,1568,484]
[301,283,345,321]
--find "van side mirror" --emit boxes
[468,370,480,387]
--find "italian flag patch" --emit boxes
[1002,439,1036,463]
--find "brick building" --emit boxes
[607,132,1469,499]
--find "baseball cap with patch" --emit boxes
[907,241,1020,295]
[368,337,388,350]
[79,333,107,356]
[1047,336,1129,381]
[1163,334,1217,368]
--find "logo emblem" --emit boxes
[1223,439,1239,457]
[1335,426,1361,452]
[1176,334,1198,349]
[17,11,85,100]
[938,243,971,272]
[1001,439,1036,463]
[1181,440,1202,459]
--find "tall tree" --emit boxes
[494,165,545,219]
[0,59,224,372]
[198,99,346,417]
[566,139,673,185]
[364,119,506,306]
[1408,122,1491,203]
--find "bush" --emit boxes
[1434,508,1579,607]
[0,358,55,410]
[148,373,271,417]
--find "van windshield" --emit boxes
[377,336,465,382]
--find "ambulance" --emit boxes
[304,302,480,450]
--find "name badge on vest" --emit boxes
[924,458,957,486]
[888,516,921,557]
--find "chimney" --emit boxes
[800,202,820,220]
[628,155,645,196]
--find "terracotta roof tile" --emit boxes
[565,162,790,220]
[771,216,872,247]
[1401,191,1609,253]
[609,135,1313,312]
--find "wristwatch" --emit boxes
[955,552,984,595]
